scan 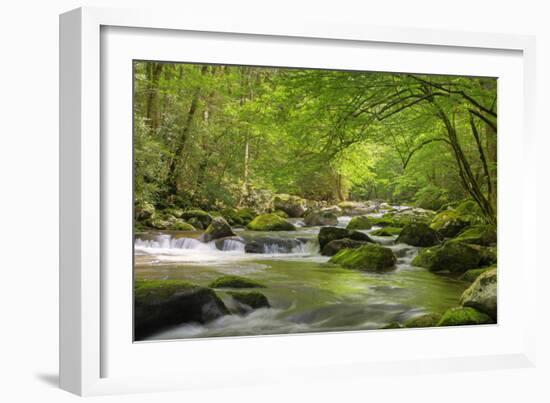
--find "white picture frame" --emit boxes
[60,6,537,396]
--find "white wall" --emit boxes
[0,0,548,401]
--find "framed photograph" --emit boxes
[60,7,537,396]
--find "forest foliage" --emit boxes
[133,62,497,224]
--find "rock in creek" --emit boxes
[460,267,497,320]
[321,238,368,257]
[134,280,229,340]
[396,222,440,247]
[246,213,297,231]
[201,216,235,242]
[303,210,338,226]
[273,194,306,218]
[318,226,373,250]
[329,244,396,272]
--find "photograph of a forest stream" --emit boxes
[133,62,498,341]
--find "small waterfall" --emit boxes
[219,238,245,252]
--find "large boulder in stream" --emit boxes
[134,280,229,340]
[412,241,488,273]
[404,313,442,328]
[221,207,257,226]
[181,209,213,230]
[321,238,368,257]
[429,210,469,238]
[329,244,396,272]
[244,237,302,254]
[396,222,440,247]
[370,227,402,237]
[273,194,306,218]
[304,210,338,226]
[201,216,235,242]
[437,307,494,326]
[460,267,497,320]
[346,215,373,230]
[246,213,296,231]
[318,226,373,249]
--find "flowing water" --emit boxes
[134,212,469,340]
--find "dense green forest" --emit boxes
[134,61,496,225]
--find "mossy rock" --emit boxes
[229,291,270,310]
[135,201,155,221]
[371,216,396,227]
[273,194,306,218]
[147,212,177,230]
[134,280,228,340]
[396,222,440,247]
[209,275,266,289]
[404,313,442,328]
[370,227,402,237]
[430,210,469,238]
[273,209,289,219]
[246,213,296,231]
[321,238,368,257]
[318,226,372,249]
[346,215,373,230]
[412,241,484,273]
[202,216,236,242]
[451,224,497,246]
[460,267,497,320]
[460,266,493,283]
[181,209,212,229]
[437,307,493,326]
[329,244,396,272]
[172,220,196,231]
[165,207,184,218]
[304,210,338,226]
[222,208,257,226]
[455,199,483,222]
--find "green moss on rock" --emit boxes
[209,275,266,289]
[246,213,296,231]
[451,224,497,246]
[404,313,442,328]
[181,209,212,229]
[412,241,484,273]
[460,266,493,283]
[437,307,493,326]
[202,216,236,242]
[370,227,402,237]
[460,267,497,320]
[346,215,373,230]
[304,210,338,226]
[134,280,228,340]
[396,222,440,247]
[172,221,196,231]
[430,210,469,238]
[273,194,306,217]
[321,238,368,256]
[318,226,372,249]
[329,244,396,272]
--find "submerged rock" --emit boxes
[273,194,306,218]
[134,280,228,340]
[304,210,338,226]
[396,222,440,247]
[404,313,442,328]
[460,267,497,320]
[412,241,486,273]
[318,226,373,249]
[437,307,493,326]
[229,291,270,311]
[321,238,367,256]
[214,236,245,251]
[246,213,296,231]
[346,215,373,230]
[244,237,302,254]
[329,244,396,272]
[429,210,469,238]
[209,275,266,289]
[202,216,235,242]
